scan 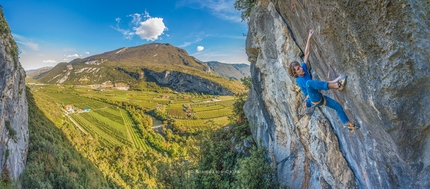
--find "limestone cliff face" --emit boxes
[0,10,29,182]
[145,69,234,95]
[244,1,429,188]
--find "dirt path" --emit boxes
[66,113,89,135]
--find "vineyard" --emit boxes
[120,109,151,150]
[31,85,236,150]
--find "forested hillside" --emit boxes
[23,88,109,188]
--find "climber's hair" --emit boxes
[288,61,300,78]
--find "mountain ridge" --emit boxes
[205,61,250,80]
[35,43,246,95]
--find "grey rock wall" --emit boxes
[244,1,429,188]
[145,69,234,96]
[0,10,29,183]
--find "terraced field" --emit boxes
[120,109,150,150]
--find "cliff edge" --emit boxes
[0,9,29,183]
[244,1,429,188]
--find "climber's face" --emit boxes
[294,65,304,77]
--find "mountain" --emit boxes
[205,61,250,80]
[69,43,209,71]
[36,43,245,95]
[26,66,53,79]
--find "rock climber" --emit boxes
[287,29,356,130]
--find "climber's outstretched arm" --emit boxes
[303,29,314,66]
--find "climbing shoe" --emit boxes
[305,106,315,115]
[338,75,348,91]
[347,124,358,131]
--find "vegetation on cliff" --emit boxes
[234,0,256,21]
[0,9,19,68]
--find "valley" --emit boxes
[30,84,235,149]
[15,35,264,188]
[25,83,239,188]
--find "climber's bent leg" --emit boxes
[324,96,349,124]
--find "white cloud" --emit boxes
[12,34,39,50]
[135,17,167,41]
[180,42,191,47]
[179,37,203,48]
[129,13,142,26]
[43,60,57,64]
[197,46,204,51]
[85,52,90,54]
[112,26,134,40]
[65,54,80,58]
[143,11,151,19]
[113,11,167,41]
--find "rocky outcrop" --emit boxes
[244,1,429,188]
[205,61,250,80]
[145,69,234,95]
[0,10,29,183]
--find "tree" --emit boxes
[234,0,256,21]
[234,146,276,189]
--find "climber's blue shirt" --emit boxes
[295,62,312,107]
[295,62,312,97]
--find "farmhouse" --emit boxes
[65,105,74,113]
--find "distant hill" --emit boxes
[36,43,245,95]
[26,66,53,79]
[69,43,209,71]
[205,61,250,80]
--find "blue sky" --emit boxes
[2,0,249,70]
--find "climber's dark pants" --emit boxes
[306,80,349,124]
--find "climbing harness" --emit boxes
[305,96,326,115]
[311,96,326,107]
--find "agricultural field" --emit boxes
[29,84,236,149]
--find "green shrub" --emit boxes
[0,10,19,69]
[4,121,17,141]
[234,146,276,189]
[234,0,256,21]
